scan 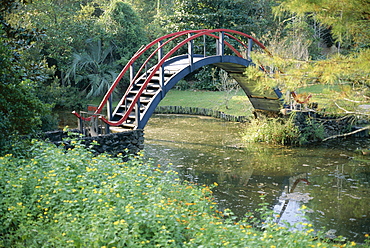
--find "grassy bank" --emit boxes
[158,90,253,117]
[91,89,253,117]
[1,140,368,247]
[91,85,346,118]
[158,85,352,115]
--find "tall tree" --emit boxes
[0,0,55,155]
[5,0,101,74]
[164,0,278,37]
[97,0,148,67]
[248,0,370,119]
[5,0,148,97]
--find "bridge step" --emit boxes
[116,105,146,111]
[129,90,157,96]
[126,97,152,104]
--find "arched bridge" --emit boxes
[74,29,282,132]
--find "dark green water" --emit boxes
[144,114,370,242]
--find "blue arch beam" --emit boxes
[117,54,280,129]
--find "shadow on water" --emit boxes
[144,114,370,242]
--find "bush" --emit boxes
[0,35,56,156]
[242,113,326,146]
[0,140,365,247]
[242,116,301,145]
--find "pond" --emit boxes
[144,114,370,242]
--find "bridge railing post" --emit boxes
[106,95,112,134]
[248,38,253,60]
[135,98,141,128]
[188,33,194,70]
[130,63,135,84]
[203,35,206,57]
[158,41,165,97]
[217,31,225,56]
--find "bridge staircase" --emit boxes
[113,70,176,130]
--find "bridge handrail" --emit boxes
[105,29,247,119]
[73,30,202,121]
[112,32,247,113]
[130,32,245,87]
[98,28,271,126]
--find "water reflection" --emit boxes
[144,114,370,242]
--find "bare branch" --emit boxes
[334,102,370,116]
[343,98,366,103]
[322,126,370,141]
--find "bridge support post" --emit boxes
[79,117,84,135]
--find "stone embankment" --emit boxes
[40,129,144,157]
[293,112,369,141]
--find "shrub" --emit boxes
[242,116,301,145]
[0,140,365,247]
[242,113,325,146]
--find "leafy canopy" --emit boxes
[274,0,370,46]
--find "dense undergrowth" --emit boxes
[1,140,368,247]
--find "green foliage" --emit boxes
[258,17,318,61]
[274,0,370,47]
[0,34,55,155]
[5,0,148,97]
[248,48,370,105]
[64,39,118,98]
[192,67,219,91]
[296,115,326,144]
[242,113,326,146]
[0,140,364,247]
[0,80,53,147]
[164,0,278,37]
[34,80,87,111]
[5,0,100,70]
[242,116,301,145]
[97,0,148,66]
